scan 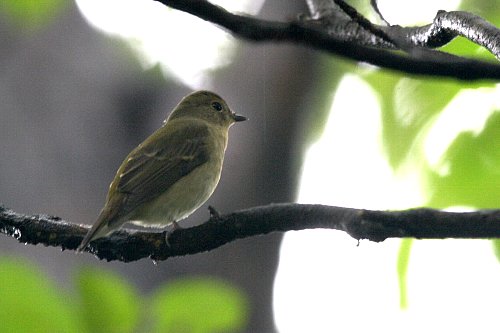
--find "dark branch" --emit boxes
[306,0,500,58]
[2,204,500,263]
[400,11,500,54]
[155,0,500,81]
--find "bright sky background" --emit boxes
[272,74,500,333]
[75,0,265,87]
[75,1,500,332]
[375,0,460,25]
[274,1,500,333]
[274,1,500,332]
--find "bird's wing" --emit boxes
[115,122,211,214]
[77,122,211,252]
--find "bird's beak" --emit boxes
[232,113,247,122]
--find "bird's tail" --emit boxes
[76,211,113,253]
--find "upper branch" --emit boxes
[155,0,500,81]
[2,203,500,263]
[401,11,500,55]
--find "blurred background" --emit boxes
[1,0,500,332]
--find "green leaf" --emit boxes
[396,238,413,309]
[0,257,80,333]
[492,240,500,262]
[363,71,492,169]
[150,277,248,333]
[77,267,141,333]
[459,0,500,26]
[439,36,496,61]
[425,111,500,208]
[1,0,68,30]
[364,72,455,168]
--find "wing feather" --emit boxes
[114,122,210,216]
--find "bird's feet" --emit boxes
[164,221,183,247]
[171,220,182,231]
[208,205,221,220]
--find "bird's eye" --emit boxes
[211,101,223,112]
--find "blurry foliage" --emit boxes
[425,111,500,208]
[357,0,500,308]
[493,240,500,262]
[460,0,500,24]
[77,268,141,333]
[150,278,248,333]
[363,68,499,307]
[363,72,491,169]
[396,238,412,309]
[440,36,498,61]
[1,0,69,31]
[0,258,81,333]
[0,258,248,333]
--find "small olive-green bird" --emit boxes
[77,90,246,252]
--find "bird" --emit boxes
[77,90,246,252]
